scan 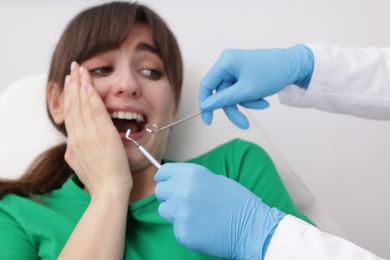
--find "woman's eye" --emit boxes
[141,68,163,80]
[89,66,113,76]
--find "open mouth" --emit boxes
[110,111,146,135]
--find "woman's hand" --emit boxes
[63,61,132,196]
[59,62,132,259]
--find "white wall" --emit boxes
[1,0,389,258]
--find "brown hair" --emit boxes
[0,1,183,198]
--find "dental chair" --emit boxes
[0,62,345,237]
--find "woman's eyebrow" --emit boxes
[136,42,159,55]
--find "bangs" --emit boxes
[72,3,139,63]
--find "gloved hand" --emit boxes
[199,44,314,129]
[154,163,286,259]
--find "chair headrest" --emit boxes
[0,74,64,179]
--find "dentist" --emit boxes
[154,43,388,259]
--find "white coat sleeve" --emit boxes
[278,43,390,120]
[265,215,386,260]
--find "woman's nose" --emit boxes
[112,71,141,98]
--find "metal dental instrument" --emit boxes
[145,111,202,133]
[125,129,161,169]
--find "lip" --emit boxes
[106,104,149,143]
[120,127,146,142]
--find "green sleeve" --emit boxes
[0,206,39,259]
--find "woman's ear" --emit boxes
[47,82,65,124]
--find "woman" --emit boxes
[0,2,311,259]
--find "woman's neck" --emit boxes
[129,166,157,204]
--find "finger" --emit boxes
[64,62,84,133]
[79,67,113,132]
[199,81,242,112]
[63,75,72,116]
[199,81,233,126]
[158,196,180,224]
[201,111,213,125]
[199,81,234,126]
[155,179,174,202]
[199,55,236,109]
[203,80,249,129]
[240,99,270,110]
[199,64,229,101]
[223,105,249,129]
[78,67,97,133]
[154,163,182,183]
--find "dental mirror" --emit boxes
[145,111,202,133]
[125,129,161,169]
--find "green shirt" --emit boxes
[0,139,312,259]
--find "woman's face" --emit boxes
[80,23,176,173]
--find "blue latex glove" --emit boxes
[199,44,314,129]
[154,163,286,259]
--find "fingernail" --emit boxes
[201,112,212,125]
[70,61,77,72]
[64,75,70,85]
[79,66,84,76]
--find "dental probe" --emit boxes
[145,111,202,133]
[125,129,161,169]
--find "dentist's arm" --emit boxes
[154,163,285,259]
[199,44,314,129]
[154,163,386,260]
[200,43,390,122]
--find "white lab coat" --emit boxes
[279,42,390,119]
[265,215,384,260]
[267,43,390,260]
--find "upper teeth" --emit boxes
[110,111,145,122]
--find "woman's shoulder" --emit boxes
[198,138,269,158]
[0,193,30,219]
[0,175,86,216]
